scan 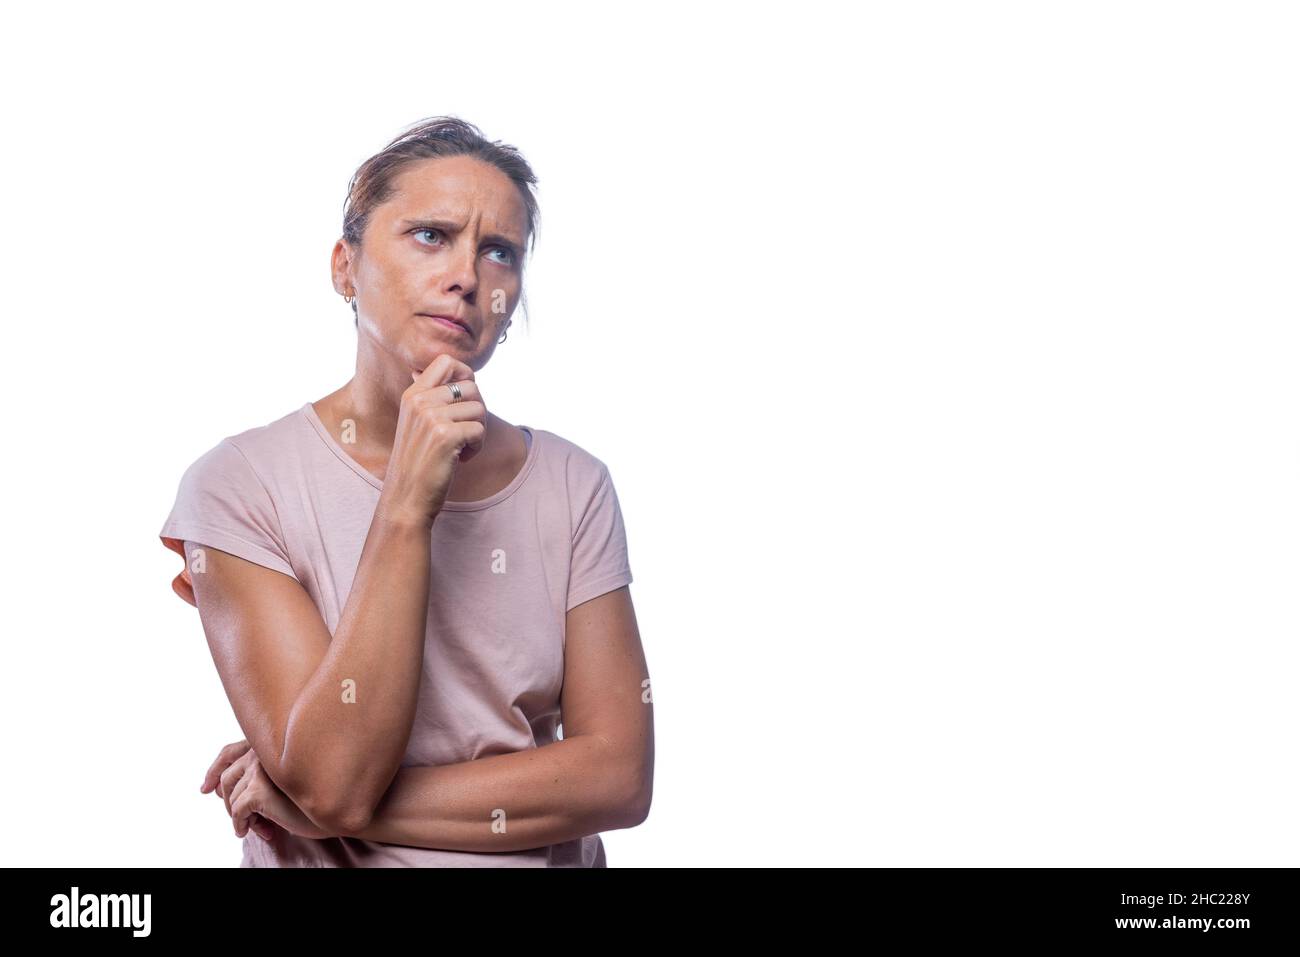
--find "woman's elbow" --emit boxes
[623,790,652,828]
[277,750,374,835]
[610,761,653,829]
[332,805,375,838]
[301,790,373,837]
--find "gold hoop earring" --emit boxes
[343,291,354,305]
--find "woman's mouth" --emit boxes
[419,314,471,337]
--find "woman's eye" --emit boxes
[414,230,511,265]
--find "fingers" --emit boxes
[219,750,253,819]
[453,420,488,461]
[407,361,485,463]
[231,789,253,838]
[409,374,483,409]
[202,745,273,842]
[199,739,250,794]
[410,353,475,392]
[412,397,487,425]
[250,813,276,842]
[412,404,487,458]
[215,749,275,841]
[228,759,265,838]
[404,378,488,463]
[228,767,252,813]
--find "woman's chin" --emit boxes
[407,342,476,376]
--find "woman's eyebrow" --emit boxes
[399,216,523,254]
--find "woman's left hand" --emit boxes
[206,740,336,840]
[201,739,278,841]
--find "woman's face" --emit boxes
[339,154,528,373]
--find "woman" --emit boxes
[159,116,652,867]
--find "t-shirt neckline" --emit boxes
[299,401,539,512]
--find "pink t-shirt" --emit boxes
[159,401,634,867]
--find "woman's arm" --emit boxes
[340,586,654,850]
[189,506,433,833]
[344,735,635,851]
[190,359,490,833]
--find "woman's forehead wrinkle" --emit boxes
[404,203,525,246]
[392,166,527,240]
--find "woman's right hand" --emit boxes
[377,353,488,526]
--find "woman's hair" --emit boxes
[340,116,539,329]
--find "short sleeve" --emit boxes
[566,463,634,613]
[159,438,297,607]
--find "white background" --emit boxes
[2,1,1296,866]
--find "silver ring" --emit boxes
[446,382,463,402]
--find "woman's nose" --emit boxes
[441,245,479,296]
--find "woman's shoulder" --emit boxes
[161,403,310,555]
[160,405,306,603]
[179,402,313,483]
[524,425,621,496]
[527,425,606,466]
